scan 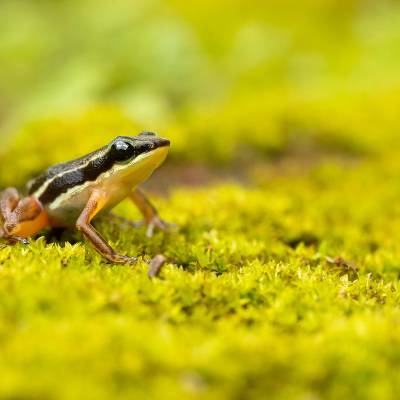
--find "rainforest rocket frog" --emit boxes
[0,132,171,264]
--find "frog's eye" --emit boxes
[111,140,135,162]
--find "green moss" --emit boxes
[2,1,400,398]
[2,158,400,398]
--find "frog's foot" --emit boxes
[144,216,177,238]
[4,235,30,246]
[109,254,137,265]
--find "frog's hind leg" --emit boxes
[0,189,46,243]
[0,188,21,242]
[1,188,20,221]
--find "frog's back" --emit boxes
[27,147,107,198]
[26,147,111,226]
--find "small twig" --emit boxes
[148,254,167,278]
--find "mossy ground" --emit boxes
[2,1,400,398]
[2,111,400,399]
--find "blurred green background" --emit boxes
[1,0,400,183]
[2,1,400,400]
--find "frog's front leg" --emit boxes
[0,188,44,244]
[130,188,175,237]
[76,190,136,265]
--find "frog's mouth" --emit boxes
[131,145,169,171]
[108,144,170,185]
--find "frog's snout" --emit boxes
[137,131,170,149]
[153,137,170,148]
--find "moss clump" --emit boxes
[2,158,400,399]
[1,92,400,398]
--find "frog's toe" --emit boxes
[146,216,177,238]
[125,256,138,265]
[19,237,30,246]
[111,254,137,265]
[7,236,30,246]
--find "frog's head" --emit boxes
[104,131,170,185]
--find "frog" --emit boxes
[0,131,171,264]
